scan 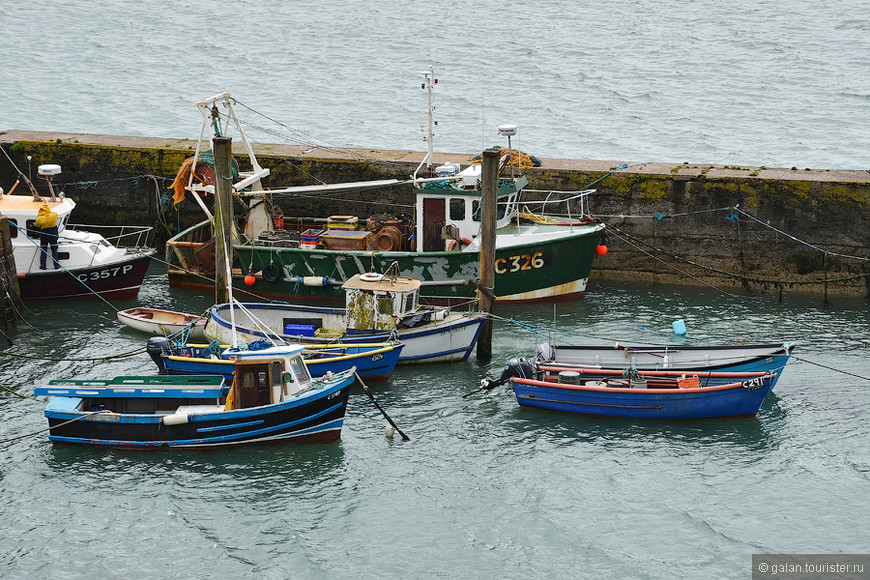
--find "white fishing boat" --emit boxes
[204,272,487,363]
[0,155,155,300]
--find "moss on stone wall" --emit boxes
[2,136,868,296]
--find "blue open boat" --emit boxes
[33,344,356,448]
[510,371,777,419]
[149,340,403,383]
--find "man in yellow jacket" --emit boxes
[35,204,60,270]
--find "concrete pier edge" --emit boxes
[2,130,869,298]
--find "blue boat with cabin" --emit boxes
[33,344,356,448]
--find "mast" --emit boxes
[423,66,435,173]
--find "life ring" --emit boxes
[447,237,472,251]
[262,263,281,283]
[360,272,383,282]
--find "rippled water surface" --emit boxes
[2,2,870,577]
[1,267,868,578]
[3,1,870,169]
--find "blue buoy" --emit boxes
[672,319,687,335]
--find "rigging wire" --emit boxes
[602,224,870,348]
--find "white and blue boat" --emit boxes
[204,273,487,363]
[33,344,356,448]
[534,342,794,387]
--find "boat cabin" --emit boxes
[228,345,313,407]
[341,273,428,331]
[413,163,526,252]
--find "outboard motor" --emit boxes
[480,357,536,390]
[534,343,553,364]
[146,336,172,374]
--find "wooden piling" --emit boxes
[0,217,21,334]
[476,147,501,360]
[213,136,233,305]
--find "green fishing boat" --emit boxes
[166,74,605,304]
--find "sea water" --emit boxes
[2,0,870,170]
[1,1,870,577]
[0,266,868,578]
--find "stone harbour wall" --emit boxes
[1,130,868,298]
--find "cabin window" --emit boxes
[449,198,465,221]
[271,362,283,388]
[377,296,393,315]
[25,219,40,239]
[471,200,506,222]
[289,356,310,383]
[404,293,416,313]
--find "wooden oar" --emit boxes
[355,371,409,441]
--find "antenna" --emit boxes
[498,124,517,177]
[421,66,437,172]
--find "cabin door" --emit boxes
[422,198,445,252]
[235,363,273,408]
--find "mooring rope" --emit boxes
[6,221,119,311]
[0,410,112,446]
[0,346,147,362]
[0,383,37,399]
[791,356,870,382]
[605,222,870,288]
[603,224,870,348]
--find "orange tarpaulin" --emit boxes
[168,157,207,208]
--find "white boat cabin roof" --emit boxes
[341,273,422,293]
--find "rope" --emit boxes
[0,346,147,362]
[6,221,119,311]
[792,356,870,382]
[0,383,38,400]
[604,224,870,347]
[732,207,870,262]
[0,410,112,445]
[605,222,870,289]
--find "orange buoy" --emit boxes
[244,274,256,286]
[596,244,608,256]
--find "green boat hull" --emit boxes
[167,221,604,304]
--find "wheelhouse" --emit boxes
[230,345,313,407]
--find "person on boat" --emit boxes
[35,204,60,270]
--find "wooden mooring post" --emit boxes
[213,136,234,305]
[476,147,500,360]
[0,216,22,337]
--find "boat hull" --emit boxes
[118,307,207,341]
[511,373,776,419]
[538,343,794,388]
[40,379,352,448]
[18,251,155,300]
[204,303,487,363]
[167,221,604,304]
[163,343,403,382]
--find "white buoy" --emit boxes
[385,424,396,438]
